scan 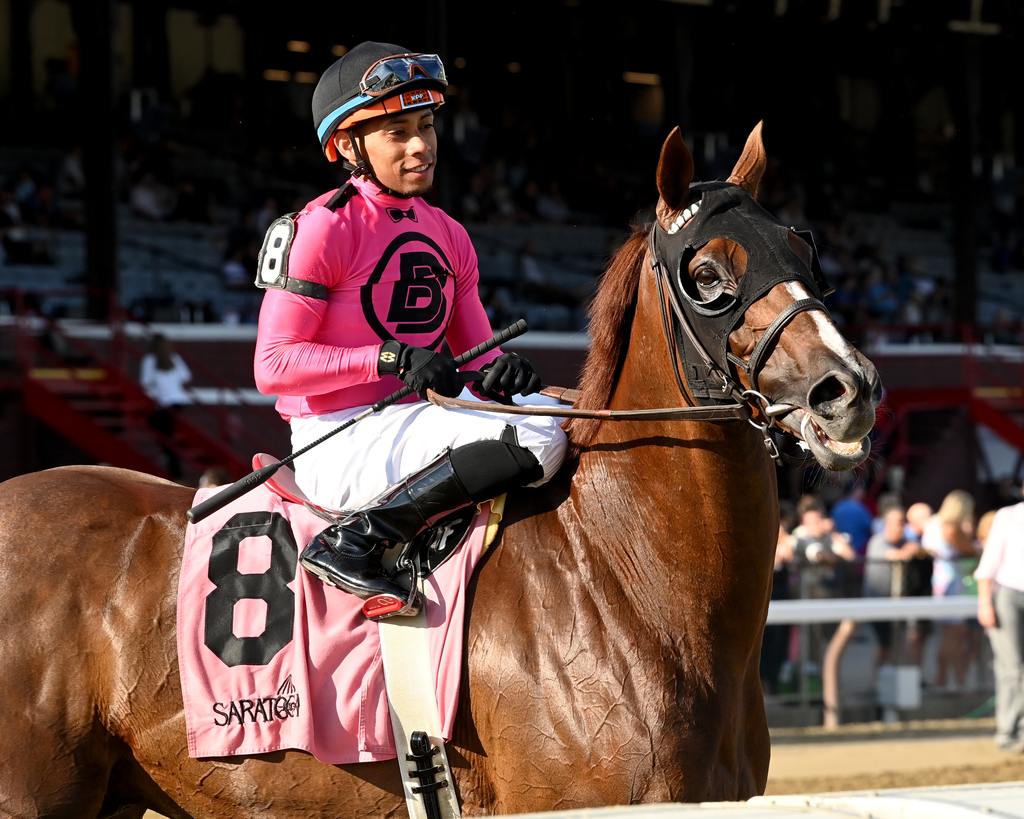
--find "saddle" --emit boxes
[254,453,489,583]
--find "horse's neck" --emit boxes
[560,285,778,671]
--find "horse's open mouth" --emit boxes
[779,410,870,471]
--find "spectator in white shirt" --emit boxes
[140,334,192,479]
[975,486,1024,750]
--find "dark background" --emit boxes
[3,0,1023,324]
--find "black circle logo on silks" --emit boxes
[360,232,456,349]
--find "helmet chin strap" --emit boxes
[342,133,418,200]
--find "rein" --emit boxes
[431,203,833,458]
[429,224,819,443]
[426,388,750,422]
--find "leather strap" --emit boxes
[652,252,701,404]
[727,297,825,390]
[379,600,461,819]
[425,390,749,422]
[540,386,580,403]
[656,260,747,405]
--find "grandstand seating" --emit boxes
[3,194,1021,330]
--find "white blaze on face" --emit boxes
[785,281,864,377]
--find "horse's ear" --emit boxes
[727,120,767,198]
[655,126,694,229]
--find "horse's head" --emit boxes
[650,122,880,470]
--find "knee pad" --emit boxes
[449,426,544,503]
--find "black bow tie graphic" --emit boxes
[387,207,417,223]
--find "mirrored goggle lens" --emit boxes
[360,54,447,97]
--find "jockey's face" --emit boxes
[335,109,438,196]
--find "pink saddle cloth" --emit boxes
[176,484,491,763]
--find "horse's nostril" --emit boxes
[808,374,848,409]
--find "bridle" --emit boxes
[651,235,827,403]
[644,181,835,456]
[648,253,797,459]
[429,182,835,459]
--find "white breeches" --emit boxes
[289,388,568,511]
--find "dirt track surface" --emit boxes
[767,718,1024,794]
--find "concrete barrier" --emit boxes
[504,781,1024,817]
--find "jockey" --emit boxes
[253,42,567,619]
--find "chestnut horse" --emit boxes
[0,123,879,817]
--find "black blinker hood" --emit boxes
[650,181,831,396]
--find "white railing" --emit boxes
[767,595,978,624]
[765,595,982,728]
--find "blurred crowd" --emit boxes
[2,82,1023,339]
[758,179,1022,345]
[762,479,1024,698]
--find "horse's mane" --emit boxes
[564,222,651,451]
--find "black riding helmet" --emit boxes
[312,41,447,197]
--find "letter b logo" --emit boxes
[386,252,450,333]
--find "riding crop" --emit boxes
[186,319,528,524]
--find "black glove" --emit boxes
[378,341,462,398]
[479,352,542,399]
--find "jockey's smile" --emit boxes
[335,110,438,197]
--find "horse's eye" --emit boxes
[695,267,720,289]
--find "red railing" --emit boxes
[6,290,255,479]
[96,324,273,466]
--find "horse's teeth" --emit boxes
[667,223,679,235]
[683,207,692,221]
[692,202,700,213]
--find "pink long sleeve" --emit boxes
[254,288,381,397]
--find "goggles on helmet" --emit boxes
[359,53,447,97]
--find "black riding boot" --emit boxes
[300,430,543,620]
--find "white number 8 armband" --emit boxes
[254,214,328,300]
